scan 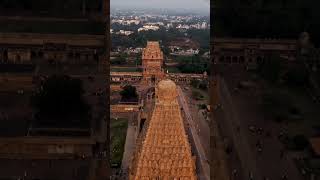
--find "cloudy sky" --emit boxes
[111,0,209,12]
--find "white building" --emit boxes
[117,30,134,36]
[138,25,160,32]
[201,22,208,29]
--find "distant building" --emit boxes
[117,30,134,36]
[201,22,208,29]
[138,25,159,32]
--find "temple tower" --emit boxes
[142,41,165,85]
[130,79,197,179]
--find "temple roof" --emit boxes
[142,41,163,60]
[130,80,197,179]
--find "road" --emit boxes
[218,78,262,180]
[218,76,303,180]
[177,86,210,180]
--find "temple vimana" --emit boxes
[127,43,198,179]
[130,80,197,179]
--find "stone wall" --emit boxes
[0,32,104,64]
[214,38,298,66]
[0,137,95,159]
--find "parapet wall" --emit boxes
[0,137,95,159]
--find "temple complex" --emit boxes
[129,79,197,179]
[110,41,207,85]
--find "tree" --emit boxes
[199,80,208,90]
[120,85,138,102]
[31,75,90,128]
[111,55,126,65]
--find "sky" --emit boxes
[111,0,209,13]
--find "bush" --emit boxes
[198,104,207,109]
[199,81,208,90]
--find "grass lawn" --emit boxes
[110,118,128,167]
[165,66,181,73]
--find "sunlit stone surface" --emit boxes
[130,79,197,180]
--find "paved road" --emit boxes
[218,76,303,180]
[218,78,262,180]
[121,124,136,170]
[177,86,210,180]
[181,88,210,158]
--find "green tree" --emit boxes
[199,80,208,90]
[120,85,138,102]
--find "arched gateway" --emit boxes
[130,79,197,179]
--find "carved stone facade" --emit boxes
[142,41,165,84]
[130,79,197,179]
[0,33,104,65]
[213,38,297,67]
[0,137,95,159]
[110,72,143,83]
[110,104,141,113]
[110,72,208,85]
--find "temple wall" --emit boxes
[0,137,94,159]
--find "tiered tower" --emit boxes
[142,41,165,85]
[130,79,197,179]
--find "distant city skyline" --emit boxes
[111,0,209,13]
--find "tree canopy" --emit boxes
[120,85,138,102]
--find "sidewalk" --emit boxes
[121,124,136,170]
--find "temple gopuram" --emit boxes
[129,79,197,179]
[110,41,208,85]
[142,41,165,85]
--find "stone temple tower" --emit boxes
[142,41,165,85]
[129,79,197,179]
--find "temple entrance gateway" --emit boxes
[142,41,165,85]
